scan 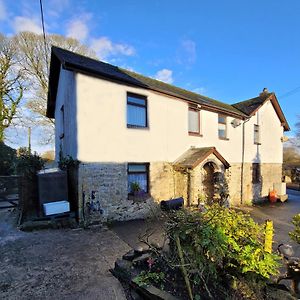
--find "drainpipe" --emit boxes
[187,168,192,207]
[240,118,250,205]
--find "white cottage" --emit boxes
[47,46,290,223]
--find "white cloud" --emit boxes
[0,0,7,21]
[182,39,197,64]
[48,0,70,16]
[12,16,42,34]
[177,39,197,66]
[90,37,135,60]
[66,19,89,41]
[154,69,174,84]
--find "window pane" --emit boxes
[254,125,260,144]
[127,96,146,106]
[218,129,226,138]
[188,109,199,133]
[218,123,226,130]
[127,104,146,127]
[128,164,146,172]
[128,173,147,192]
[218,115,226,123]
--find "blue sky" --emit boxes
[1,0,300,153]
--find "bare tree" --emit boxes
[15,32,97,144]
[283,147,300,166]
[0,34,24,142]
[296,116,300,139]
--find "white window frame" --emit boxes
[254,124,261,145]
[188,106,201,135]
[218,114,228,140]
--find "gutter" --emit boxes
[62,62,247,120]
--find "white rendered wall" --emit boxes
[67,72,284,164]
[54,67,77,160]
[243,100,283,163]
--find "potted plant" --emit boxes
[131,182,141,197]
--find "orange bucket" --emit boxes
[268,190,277,203]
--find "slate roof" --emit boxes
[232,93,270,116]
[46,47,290,131]
[173,147,230,169]
[232,92,290,131]
[47,46,247,119]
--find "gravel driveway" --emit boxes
[0,210,130,300]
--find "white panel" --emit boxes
[43,201,70,215]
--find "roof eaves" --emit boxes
[63,61,246,119]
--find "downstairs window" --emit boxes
[127,163,149,194]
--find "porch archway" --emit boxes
[202,162,216,201]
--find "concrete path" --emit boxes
[0,209,130,300]
[241,189,300,256]
[111,190,300,258]
[110,217,166,249]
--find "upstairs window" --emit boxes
[188,107,200,135]
[254,124,261,144]
[218,114,227,139]
[127,93,147,128]
[128,163,149,194]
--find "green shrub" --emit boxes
[15,151,44,177]
[166,205,280,298]
[0,142,17,175]
[289,213,300,244]
[133,271,165,289]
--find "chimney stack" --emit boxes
[259,87,269,97]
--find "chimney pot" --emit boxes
[259,88,269,97]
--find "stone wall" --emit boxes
[260,163,282,197]
[77,162,188,224]
[227,163,282,205]
[149,162,188,204]
[76,161,282,224]
[226,163,242,206]
[78,163,160,224]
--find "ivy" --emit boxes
[58,150,80,171]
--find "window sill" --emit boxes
[127,125,149,129]
[189,132,203,137]
[219,137,229,141]
[128,193,151,202]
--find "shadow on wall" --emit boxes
[57,69,78,161]
[251,147,263,203]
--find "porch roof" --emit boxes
[173,147,230,169]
